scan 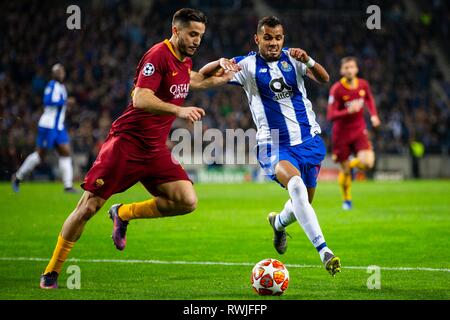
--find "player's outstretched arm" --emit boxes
[133,87,205,122]
[364,82,381,127]
[190,58,241,90]
[289,48,329,84]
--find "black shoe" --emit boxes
[40,271,58,289]
[267,212,288,254]
[64,187,79,193]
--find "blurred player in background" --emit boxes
[12,64,77,193]
[327,57,380,210]
[200,16,341,276]
[39,8,240,289]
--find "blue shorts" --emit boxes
[256,135,326,188]
[36,127,69,150]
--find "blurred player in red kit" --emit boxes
[40,8,240,289]
[327,57,381,210]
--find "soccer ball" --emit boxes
[251,258,289,296]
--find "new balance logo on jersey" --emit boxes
[269,77,293,101]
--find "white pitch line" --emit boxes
[0,257,449,273]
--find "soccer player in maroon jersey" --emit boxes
[327,56,381,210]
[40,8,240,289]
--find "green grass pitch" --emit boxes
[0,180,449,300]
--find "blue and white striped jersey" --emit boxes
[38,80,68,130]
[230,49,321,147]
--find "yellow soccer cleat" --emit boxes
[323,252,341,276]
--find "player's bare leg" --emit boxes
[353,149,375,170]
[306,187,316,204]
[62,192,106,241]
[56,143,77,193]
[274,160,340,275]
[109,180,197,250]
[40,192,106,288]
[153,180,198,215]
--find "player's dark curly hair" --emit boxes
[257,16,282,33]
[172,8,208,28]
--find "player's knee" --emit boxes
[367,156,375,169]
[180,194,197,214]
[360,155,375,169]
[78,205,96,221]
[77,199,100,222]
[365,160,374,169]
[287,176,308,202]
[184,196,197,213]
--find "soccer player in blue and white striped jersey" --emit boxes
[12,64,77,193]
[200,16,341,275]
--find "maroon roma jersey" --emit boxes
[111,39,192,149]
[327,77,378,138]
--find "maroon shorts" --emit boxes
[81,133,191,200]
[332,129,372,163]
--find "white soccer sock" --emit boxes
[274,199,296,231]
[59,156,73,189]
[16,152,41,180]
[287,176,332,260]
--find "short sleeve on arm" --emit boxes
[299,61,308,77]
[293,58,308,77]
[228,56,248,86]
[135,50,165,92]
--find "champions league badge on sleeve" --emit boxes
[142,63,155,76]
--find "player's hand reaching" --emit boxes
[370,115,381,127]
[212,58,241,79]
[219,58,241,73]
[289,48,309,63]
[290,48,329,83]
[177,106,206,123]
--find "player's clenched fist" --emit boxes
[370,115,381,127]
[177,106,206,122]
[289,48,309,63]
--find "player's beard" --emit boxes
[261,46,281,62]
[177,38,197,57]
[264,53,281,62]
